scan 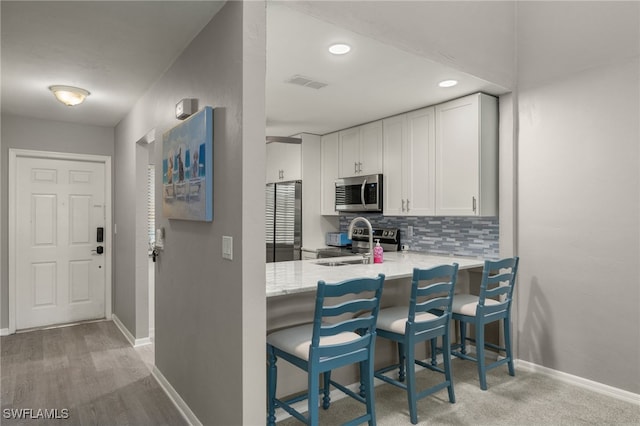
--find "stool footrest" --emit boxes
[329,380,366,405]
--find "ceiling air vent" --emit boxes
[285,74,328,90]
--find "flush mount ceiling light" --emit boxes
[438,79,458,88]
[49,85,90,106]
[328,43,351,55]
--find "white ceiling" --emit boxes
[266,3,508,136]
[2,1,637,135]
[1,1,225,127]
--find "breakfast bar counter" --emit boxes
[266,251,484,298]
[266,251,486,398]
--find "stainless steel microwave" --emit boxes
[335,174,383,212]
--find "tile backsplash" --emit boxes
[339,214,499,259]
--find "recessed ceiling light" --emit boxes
[329,43,351,55]
[49,85,90,106]
[438,79,458,88]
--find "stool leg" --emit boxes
[442,330,456,403]
[266,346,277,426]
[363,357,377,426]
[460,320,467,355]
[476,322,488,391]
[397,342,406,382]
[322,371,331,409]
[430,338,437,366]
[504,317,515,377]
[406,343,418,424]
[308,369,319,426]
[359,361,366,397]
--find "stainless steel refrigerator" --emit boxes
[265,180,302,262]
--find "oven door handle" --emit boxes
[361,178,367,210]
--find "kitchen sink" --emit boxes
[314,257,369,267]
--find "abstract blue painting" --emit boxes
[162,106,213,221]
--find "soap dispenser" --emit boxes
[373,239,383,264]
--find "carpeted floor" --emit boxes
[276,358,640,425]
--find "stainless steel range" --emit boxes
[350,227,401,254]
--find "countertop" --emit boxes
[266,251,485,298]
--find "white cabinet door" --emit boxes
[338,127,360,177]
[435,93,497,216]
[382,114,406,216]
[406,107,436,216]
[338,121,383,178]
[359,120,383,176]
[320,132,339,216]
[266,142,301,183]
[383,108,436,217]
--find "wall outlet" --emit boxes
[407,226,414,237]
[401,244,410,252]
[222,236,233,260]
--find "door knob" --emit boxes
[92,246,104,255]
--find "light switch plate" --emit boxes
[222,236,233,260]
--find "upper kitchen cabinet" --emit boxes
[266,140,301,183]
[383,107,436,216]
[338,120,383,177]
[320,132,339,216]
[435,93,498,216]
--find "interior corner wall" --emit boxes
[241,3,267,422]
[0,114,115,329]
[114,1,265,424]
[516,57,640,393]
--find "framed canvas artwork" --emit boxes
[162,106,213,221]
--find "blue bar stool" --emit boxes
[267,274,385,426]
[451,257,520,390]
[371,264,458,424]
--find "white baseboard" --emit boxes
[134,337,152,347]
[274,352,640,422]
[152,365,202,426]
[517,360,640,405]
[0,328,10,336]
[111,315,152,347]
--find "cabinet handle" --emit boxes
[358,162,363,173]
[401,199,406,212]
[406,199,410,212]
[472,196,477,213]
[354,162,358,174]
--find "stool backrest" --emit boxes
[477,257,520,318]
[407,264,458,335]
[310,274,385,367]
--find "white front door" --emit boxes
[15,156,107,330]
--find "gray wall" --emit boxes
[516,57,640,393]
[114,2,265,424]
[299,0,640,395]
[0,114,114,329]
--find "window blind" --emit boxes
[148,165,155,249]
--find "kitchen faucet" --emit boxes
[347,216,373,264]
